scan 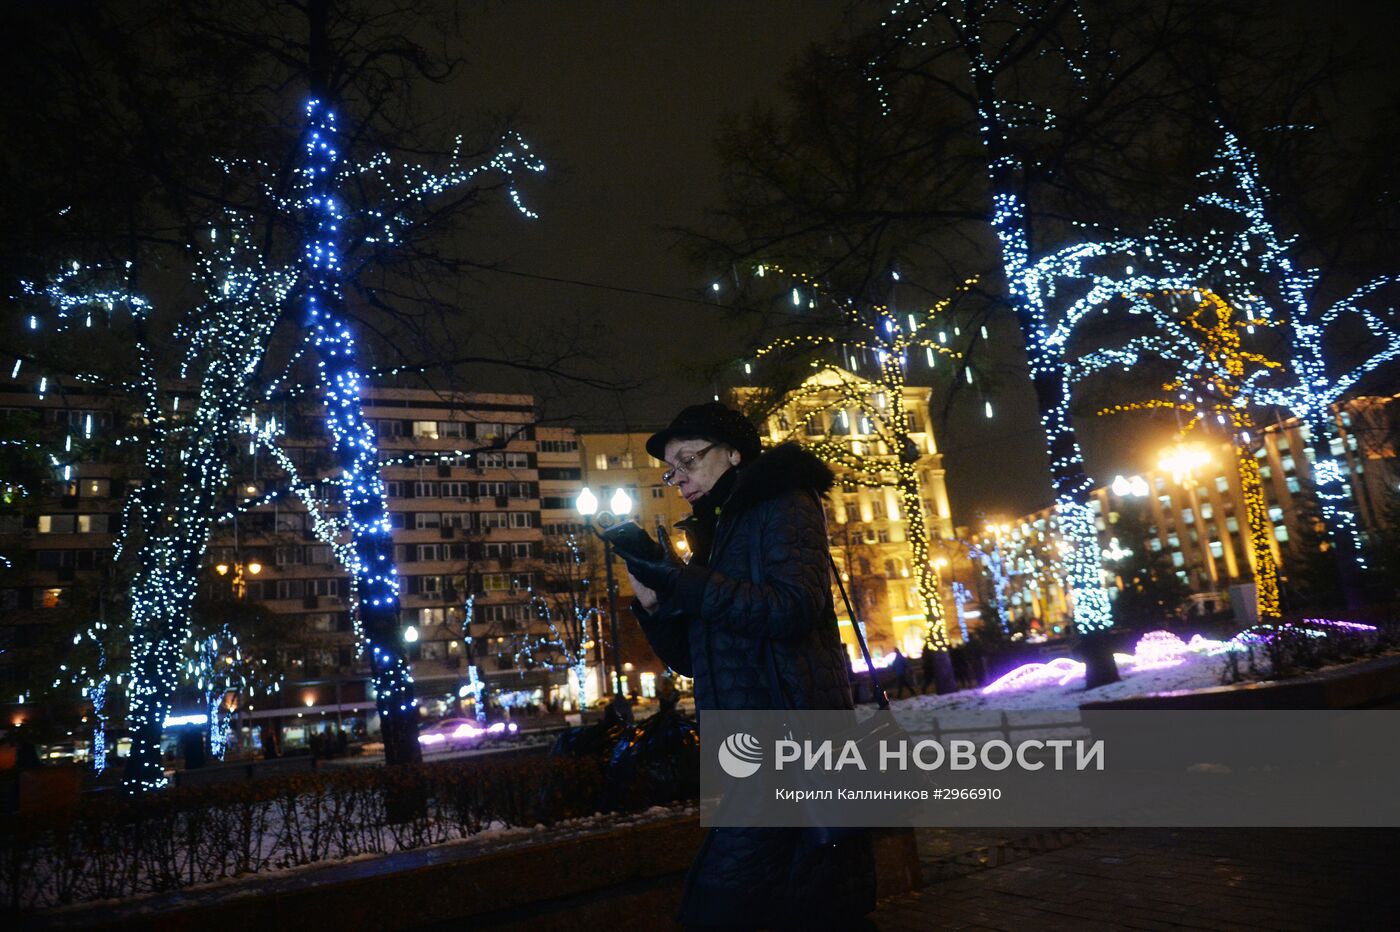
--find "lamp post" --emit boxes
[213,513,262,599]
[576,486,634,703]
[213,558,262,600]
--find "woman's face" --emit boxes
[663,438,741,504]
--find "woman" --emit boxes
[622,402,876,931]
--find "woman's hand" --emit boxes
[628,570,660,613]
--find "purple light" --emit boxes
[1302,618,1379,632]
[982,658,1084,694]
[1134,631,1188,669]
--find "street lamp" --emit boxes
[576,486,633,705]
[1111,474,1150,498]
[1158,444,1212,484]
[214,557,261,599]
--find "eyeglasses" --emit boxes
[662,444,716,485]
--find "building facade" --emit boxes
[576,431,689,698]
[985,397,1399,631]
[732,368,958,659]
[0,382,624,760]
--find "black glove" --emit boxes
[621,552,683,597]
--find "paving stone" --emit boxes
[872,827,1400,931]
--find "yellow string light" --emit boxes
[1096,290,1282,619]
[739,264,977,653]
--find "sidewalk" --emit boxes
[874,827,1400,930]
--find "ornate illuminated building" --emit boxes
[732,368,957,659]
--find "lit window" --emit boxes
[37,515,76,534]
[76,514,108,534]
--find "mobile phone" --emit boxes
[654,515,679,561]
[599,520,664,562]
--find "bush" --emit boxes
[0,753,623,911]
[1219,614,1400,684]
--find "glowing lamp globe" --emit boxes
[610,488,633,516]
[575,487,598,517]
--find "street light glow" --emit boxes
[575,487,598,517]
[1159,444,1212,482]
[1111,474,1151,498]
[610,487,633,516]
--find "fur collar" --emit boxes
[726,441,835,509]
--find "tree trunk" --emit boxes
[1233,420,1282,621]
[974,100,1119,683]
[1303,412,1368,610]
[301,95,420,766]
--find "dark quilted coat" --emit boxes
[633,442,876,930]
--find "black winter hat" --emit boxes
[646,402,763,464]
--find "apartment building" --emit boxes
[0,380,596,755]
[985,397,1399,631]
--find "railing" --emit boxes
[0,754,611,911]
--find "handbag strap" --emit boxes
[827,552,891,711]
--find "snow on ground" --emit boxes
[890,641,1229,713]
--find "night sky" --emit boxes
[6,1,1397,526]
[443,1,852,421]
[434,1,1399,527]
